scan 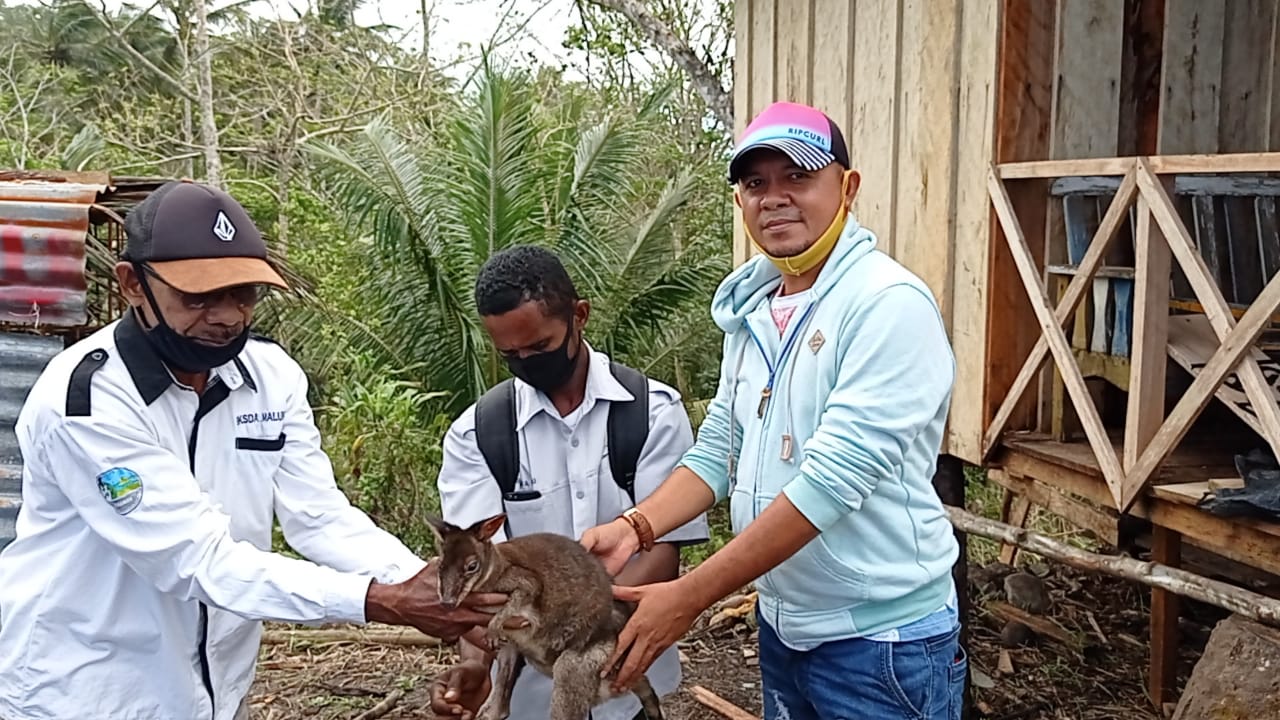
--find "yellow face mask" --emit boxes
[737,170,854,276]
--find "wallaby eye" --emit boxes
[465,558,480,575]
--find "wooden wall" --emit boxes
[731,0,1001,463]
[1159,0,1280,155]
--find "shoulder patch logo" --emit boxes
[213,210,236,242]
[97,467,143,515]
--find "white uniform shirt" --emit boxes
[438,345,709,720]
[0,314,426,720]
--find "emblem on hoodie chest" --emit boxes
[808,330,826,353]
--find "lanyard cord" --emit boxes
[781,304,820,456]
[747,301,818,417]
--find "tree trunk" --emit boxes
[276,148,292,249]
[181,98,195,179]
[581,0,733,130]
[420,0,432,63]
[193,0,222,186]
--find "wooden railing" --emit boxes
[984,153,1280,512]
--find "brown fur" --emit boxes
[428,514,663,720]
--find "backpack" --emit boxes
[473,361,650,503]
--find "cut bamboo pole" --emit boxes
[260,627,442,647]
[946,506,1280,627]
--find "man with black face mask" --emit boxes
[0,181,514,720]
[428,245,709,720]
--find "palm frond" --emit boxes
[61,123,105,171]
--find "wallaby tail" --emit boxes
[631,676,664,720]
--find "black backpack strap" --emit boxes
[606,361,650,504]
[473,378,519,496]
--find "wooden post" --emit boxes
[999,494,1033,566]
[931,454,971,720]
[987,0,1055,446]
[1125,190,1171,473]
[1150,525,1183,709]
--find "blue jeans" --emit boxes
[757,611,967,720]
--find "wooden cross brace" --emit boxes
[982,167,1141,462]
[1117,163,1280,510]
[982,157,1280,512]
[985,163,1129,505]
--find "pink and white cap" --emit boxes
[727,101,850,183]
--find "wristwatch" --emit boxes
[618,508,656,552]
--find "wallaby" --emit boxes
[428,513,664,720]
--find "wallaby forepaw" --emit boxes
[475,695,513,720]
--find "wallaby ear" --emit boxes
[474,513,506,542]
[424,514,450,543]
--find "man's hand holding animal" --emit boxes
[365,558,510,642]
[603,581,699,694]
[430,660,492,720]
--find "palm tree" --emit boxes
[304,58,730,416]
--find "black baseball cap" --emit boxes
[122,180,288,293]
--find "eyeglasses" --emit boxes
[140,265,268,311]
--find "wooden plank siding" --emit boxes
[950,0,1002,466]
[1273,4,1280,151]
[1158,0,1225,155]
[731,0,996,463]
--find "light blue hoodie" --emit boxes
[679,214,959,651]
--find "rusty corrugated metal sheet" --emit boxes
[0,176,107,328]
[0,331,63,551]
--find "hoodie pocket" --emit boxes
[755,493,871,609]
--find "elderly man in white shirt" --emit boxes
[428,245,710,720]
[0,181,507,720]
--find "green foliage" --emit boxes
[680,502,733,567]
[316,356,453,557]
[305,58,732,418]
[0,0,740,566]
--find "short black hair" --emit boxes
[474,245,580,318]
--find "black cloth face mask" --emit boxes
[504,323,582,394]
[134,264,250,374]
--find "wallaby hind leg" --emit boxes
[476,643,525,720]
[630,675,664,720]
[550,650,606,720]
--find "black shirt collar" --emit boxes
[113,310,258,404]
[114,310,173,405]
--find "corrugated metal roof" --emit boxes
[0,175,108,329]
[0,331,63,551]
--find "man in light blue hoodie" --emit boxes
[581,101,966,719]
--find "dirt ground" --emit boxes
[246,558,1222,720]
[246,602,764,720]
